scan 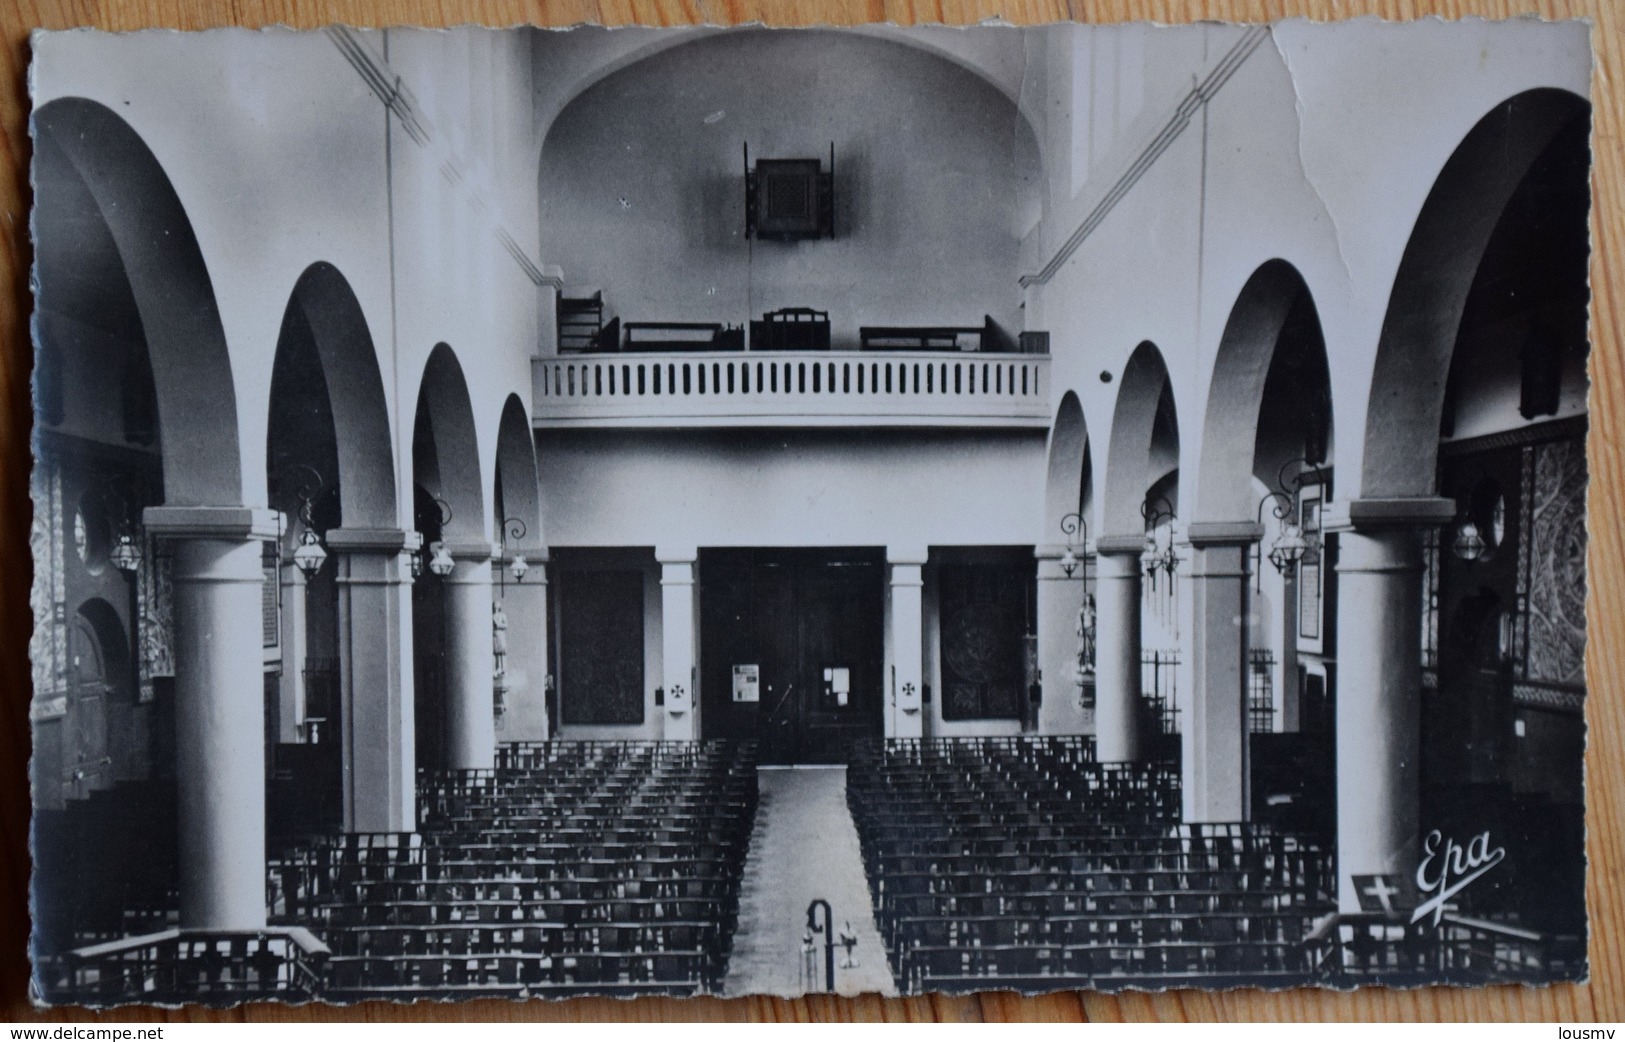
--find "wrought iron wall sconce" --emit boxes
[1140,495,1180,591]
[1256,457,1327,580]
[499,516,530,588]
[1059,511,1087,578]
[286,465,329,579]
[415,497,455,578]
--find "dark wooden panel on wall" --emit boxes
[557,568,645,725]
[937,554,1033,721]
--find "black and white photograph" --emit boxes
[26,17,1594,1006]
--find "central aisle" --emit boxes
[721,766,899,997]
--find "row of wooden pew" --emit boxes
[847,738,1336,993]
[269,740,760,1000]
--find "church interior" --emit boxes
[26,20,1593,1002]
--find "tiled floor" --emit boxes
[721,766,898,997]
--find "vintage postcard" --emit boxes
[27,18,1591,1005]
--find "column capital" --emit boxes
[144,506,279,541]
[655,545,698,565]
[1185,520,1264,547]
[888,557,925,588]
[440,539,494,561]
[326,527,423,554]
[886,545,930,567]
[1095,534,1147,556]
[1326,496,1456,532]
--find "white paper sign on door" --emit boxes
[827,666,850,706]
[732,664,760,702]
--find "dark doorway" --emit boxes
[64,603,123,801]
[700,549,884,764]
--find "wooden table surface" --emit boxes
[1,0,1620,1024]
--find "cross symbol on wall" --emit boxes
[1362,876,1401,916]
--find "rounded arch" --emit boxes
[1043,391,1093,539]
[34,97,241,506]
[268,262,397,528]
[536,26,1043,171]
[1195,259,1333,524]
[1362,88,1590,499]
[494,394,543,548]
[1102,342,1179,536]
[73,597,133,703]
[539,28,1045,260]
[290,264,395,523]
[412,343,486,541]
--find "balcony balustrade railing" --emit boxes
[36,927,330,1006]
[533,350,1051,428]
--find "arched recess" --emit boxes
[540,29,1043,339]
[1192,260,1337,823]
[1102,342,1180,536]
[412,343,487,542]
[269,263,397,529]
[536,26,1042,174]
[494,394,543,548]
[264,263,396,828]
[34,97,241,507]
[492,394,550,741]
[1361,88,1591,500]
[1043,391,1093,539]
[412,343,488,771]
[1195,260,1333,525]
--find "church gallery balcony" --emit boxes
[531,350,1052,429]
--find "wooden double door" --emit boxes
[700,548,884,764]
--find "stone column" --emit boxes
[1035,544,1090,735]
[1330,497,1456,912]
[495,547,550,742]
[888,547,928,738]
[657,547,698,740]
[1181,522,1261,823]
[145,506,278,932]
[1093,537,1146,762]
[327,528,420,832]
[441,541,496,770]
[276,562,307,744]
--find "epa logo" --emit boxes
[1354,829,1507,924]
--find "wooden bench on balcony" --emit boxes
[623,322,744,352]
[749,307,830,351]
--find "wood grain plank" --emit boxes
[0,0,1618,1023]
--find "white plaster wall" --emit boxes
[538,29,1039,349]
[535,429,1047,550]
